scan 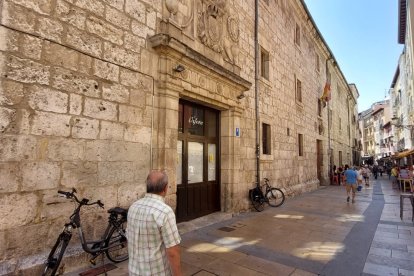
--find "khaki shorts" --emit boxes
[346,183,357,193]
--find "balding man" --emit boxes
[127,171,182,276]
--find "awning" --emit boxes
[392,149,414,159]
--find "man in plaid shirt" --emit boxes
[127,171,182,275]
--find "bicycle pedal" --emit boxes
[89,258,97,265]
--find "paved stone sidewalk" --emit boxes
[69,176,414,276]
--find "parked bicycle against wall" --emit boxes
[249,178,285,211]
[42,188,128,276]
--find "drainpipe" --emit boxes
[346,95,351,164]
[150,78,155,169]
[254,0,261,187]
[326,58,332,184]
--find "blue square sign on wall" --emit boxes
[235,127,240,137]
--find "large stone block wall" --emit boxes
[0,0,357,273]
[0,0,160,273]
[232,1,335,195]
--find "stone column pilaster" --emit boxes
[221,107,243,212]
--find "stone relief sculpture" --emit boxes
[162,0,240,65]
[197,0,240,65]
[164,0,194,30]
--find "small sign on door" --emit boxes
[235,127,240,137]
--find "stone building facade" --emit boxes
[359,100,390,164]
[0,0,357,273]
[390,0,414,155]
[390,57,413,153]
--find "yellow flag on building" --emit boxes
[320,69,331,103]
[321,82,331,102]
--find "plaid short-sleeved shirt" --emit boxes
[127,193,181,276]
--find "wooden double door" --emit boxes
[176,100,220,222]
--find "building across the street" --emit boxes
[379,0,414,167]
[0,0,358,273]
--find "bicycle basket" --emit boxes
[249,187,262,200]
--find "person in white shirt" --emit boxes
[357,167,363,190]
[362,166,370,186]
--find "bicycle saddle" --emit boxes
[108,207,128,215]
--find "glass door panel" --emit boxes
[176,140,183,185]
[208,144,216,181]
[185,106,204,136]
[188,142,203,184]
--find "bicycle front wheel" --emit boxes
[42,233,70,276]
[105,219,128,263]
[250,188,265,212]
[266,188,285,207]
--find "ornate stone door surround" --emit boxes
[149,32,251,212]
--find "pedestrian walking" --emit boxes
[372,165,379,180]
[127,171,182,276]
[387,165,392,179]
[356,166,363,191]
[338,166,343,185]
[362,165,370,186]
[379,165,384,176]
[391,165,399,189]
[344,165,358,203]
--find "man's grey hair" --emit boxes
[146,171,169,194]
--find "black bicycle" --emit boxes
[249,178,285,211]
[42,188,128,276]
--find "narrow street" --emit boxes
[72,176,414,276]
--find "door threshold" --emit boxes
[177,212,233,235]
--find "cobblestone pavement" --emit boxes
[69,176,414,276]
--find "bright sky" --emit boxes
[304,0,404,113]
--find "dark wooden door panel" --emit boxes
[177,186,187,221]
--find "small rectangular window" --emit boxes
[339,117,342,130]
[262,123,271,155]
[295,76,302,103]
[316,54,320,72]
[294,23,301,46]
[287,127,290,136]
[298,133,303,156]
[318,99,322,116]
[260,48,269,80]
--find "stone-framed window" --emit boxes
[298,133,304,156]
[294,23,301,46]
[316,54,320,72]
[295,75,302,103]
[337,83,341,99]
[260,47,270,80]
[262,123,271,155]
[318,98,323,117]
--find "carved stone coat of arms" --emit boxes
[197,0,240,65]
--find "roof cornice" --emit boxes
[398,0,407,44]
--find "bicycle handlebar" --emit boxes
[57,189,104,208]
